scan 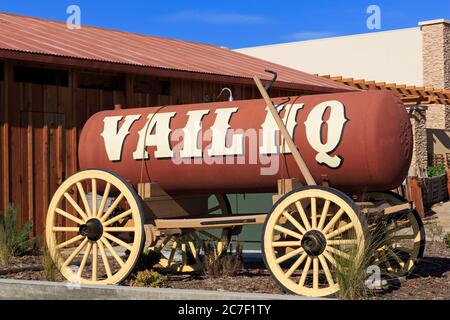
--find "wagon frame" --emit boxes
[45,72,426,297]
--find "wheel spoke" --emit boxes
[103,209,133,227]
[181,242,187,266]
[97,182,111,218]
[274,225,303,240]
[56,235,84,250]
[77,182,92,218]
[327,239,359,246]
[311,197,317,229]
[78,242,93,277]
[101,238,124,267]
[275,247,304,264]
[168,240,178,265]
[156,235,173,251]
[207,205,221,213]
[318,200,330,230]
[53,227,80,232]
[100,193,125,222]
[187,235,201,264]
[272,241,302,248]
[294,201,312,231]
[62,238,88,267]
[389,234,416,241]
[64,192,89,221]
[104,227,135,233]
[92,179,97,218]
[92,243,98,281]
[198,230,220,241]
[299,257,312,287]
[282,211,307,235]
[326,222,355,239]
[322,208,345,234]
[326,245,350,260]
[103,232,133,251]
[98,240,112,278]
[285,252,307,278]
[318,255,335,287]
[322,250,337,268]
[386,248,405,267]
[55,208,85,225]
[313,257,319,290]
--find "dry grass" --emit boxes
[333,225,390,300]
[203,240,243,278]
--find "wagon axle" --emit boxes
[301,230,327,257]
[79,219,103,242]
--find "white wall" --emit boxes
[236,28,423,86]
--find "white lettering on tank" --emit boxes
[101,115,141,161]
[207,107,244,157]
[180,110,210,158]
[304,100,348,168]
[133,112,176,160]
[260,103,304,155]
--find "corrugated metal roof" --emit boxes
[0,12,356,93]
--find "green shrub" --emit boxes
[135,270,166,288]
[443,233,450,248]
[427,165,445,177]
[0,205,35,266]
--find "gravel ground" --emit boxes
[1,241,449,300]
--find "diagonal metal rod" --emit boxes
[253,75,316,186]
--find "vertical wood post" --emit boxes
[408,176,425,219]
[1,62,11,213]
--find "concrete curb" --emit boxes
[0,279,320,300]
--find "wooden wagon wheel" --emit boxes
[152,194,233,272]
[262,186,367,297]
[365,192,425,277]
[45,169,145,285]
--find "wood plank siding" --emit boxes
[0,59,303,237]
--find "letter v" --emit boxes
[101,115,141,161]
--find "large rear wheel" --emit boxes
[46,169,145,285]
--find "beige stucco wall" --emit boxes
[236,28,423,86]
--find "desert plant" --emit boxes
[333,225,390,300]
[425,221,444,242]
[41,243,59,281]
[135,269,166,288]
[203,240,243,278]
[0,205,35,266]
[427,165,445,177]
[443,233,450,248]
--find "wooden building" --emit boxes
[0,13,354,237]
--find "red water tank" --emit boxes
[79,90,412,194]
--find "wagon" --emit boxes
[45,72,425,297]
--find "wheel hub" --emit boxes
[301,230,327,256]
[79,218,103,241]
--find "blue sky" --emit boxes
[0,0,449,49]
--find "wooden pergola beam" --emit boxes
[321,74,450,106]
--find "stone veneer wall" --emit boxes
[409,109,428,176]
[421,20,450,130]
